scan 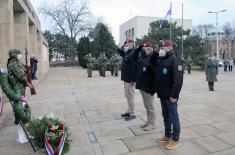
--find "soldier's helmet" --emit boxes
[9,49,21,58]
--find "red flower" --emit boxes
[59,124,64,130]
[57,137,61,144]
[48,124,52,129]
[54,151,59,155]
[47,139,52,144]
[53,129,58,134]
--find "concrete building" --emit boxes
[0,0,49,79]
[204,28,235,59]
[119,16,193,45]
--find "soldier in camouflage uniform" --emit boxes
[98,53,102,76]
[98,53,108,77]
[110,53,121,77]
[110,54,115,76]
[84,53,96,78]
[7,49,32,124]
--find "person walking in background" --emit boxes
[205,54,218,91]
[224,58,229,72]
[229,58,234,72]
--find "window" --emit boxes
[128,29,131,38]
[132,28,134,39]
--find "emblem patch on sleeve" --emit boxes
[178,65,183,71]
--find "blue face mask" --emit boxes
[124,47,129,53]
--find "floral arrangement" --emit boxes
[0,73,31,123]
[27,116,71,155]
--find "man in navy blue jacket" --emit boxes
[118,39,137,121]
[133,41,156,131]
[151,40,184,150]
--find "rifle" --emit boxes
[25,48,36,95]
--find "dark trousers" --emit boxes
[229,66,233,72]
[160,98,180,141]
[224,66,228,72]
[187,66,191,74]
[208,82,214,91]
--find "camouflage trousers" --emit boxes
[87,68,92,78]
[113,65,119,77]
[101,65,106,77]
[19,83,26,96]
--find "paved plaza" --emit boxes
[0,67,235,155]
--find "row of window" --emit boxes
[208,32,224,36]
[125,28,134,40]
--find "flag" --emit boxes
[160,3,172,28]
[0,87,3,116]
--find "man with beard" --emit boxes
[151,40,184,150]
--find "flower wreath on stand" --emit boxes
[0,69,71,155]
[27,115,71,155]
[0,70,31,123]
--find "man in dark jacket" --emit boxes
[118,39,137,121]
[151,40,184,150]
[205,54,218,91]
[133,41,156,131]
[30,56,38,80]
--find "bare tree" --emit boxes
[223,22,233,37]
[193,24,214,38]
[40,0,93,45]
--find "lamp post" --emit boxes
[208,10,227,60]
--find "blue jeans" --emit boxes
[160,98,180,141]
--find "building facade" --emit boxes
[203,28,235,59]
[0,0,49,79]
[119,16,193,45]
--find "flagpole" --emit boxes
[181,3,184,59]
[170,2,172,41]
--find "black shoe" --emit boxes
[121,113,130,117]
[125,115,136,121]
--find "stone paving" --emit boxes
[0,67,235,155]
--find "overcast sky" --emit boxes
[30,0,235,43]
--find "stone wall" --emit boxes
[0,0,49,78]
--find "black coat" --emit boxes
[118,48,137,83]
[150,51,184,99]
[133,50,154,95]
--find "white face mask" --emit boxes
[159,49,166,57]
[17,54,22,60]
[124,47,129,53]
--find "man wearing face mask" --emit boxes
[205,54,218,91]
[7,49,33,124]
[133,41,156,131]
[150,40,184,150]
[117,39,137,121]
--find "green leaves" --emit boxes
[136,20,206,69]
[77,22,117,68]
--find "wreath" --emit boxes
[27,116,71,155]
[0,73,31,123]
